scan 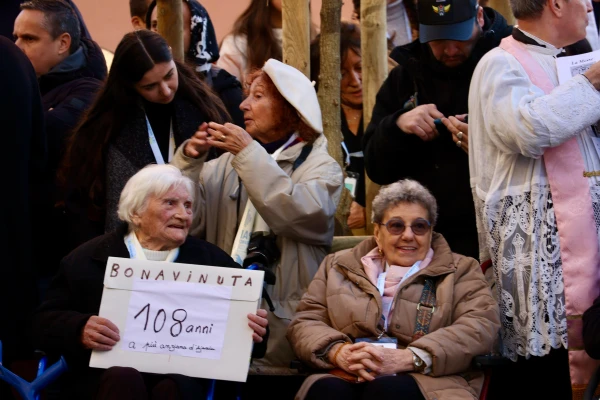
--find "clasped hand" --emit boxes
[329,342,414,382]
[184,122,254,158]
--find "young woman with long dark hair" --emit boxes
[216,0,283,86]
[217,0,317,86]
[58,30,229,254]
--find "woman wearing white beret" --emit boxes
[171,59,344,383]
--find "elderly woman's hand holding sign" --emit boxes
[81,316,121,351]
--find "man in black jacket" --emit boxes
[13,0,107,280]
[363,0,512,260]
[14,0,106,172]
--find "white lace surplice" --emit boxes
[468,34,600,360]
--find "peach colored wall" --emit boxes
[75,0,355,53]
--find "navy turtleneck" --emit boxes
[259,132,294,154]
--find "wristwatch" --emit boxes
[412,351,426,373]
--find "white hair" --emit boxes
[371,179,438,226]
[117,164,196,228]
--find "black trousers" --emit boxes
[486,347,572,400]
[49,367,306,400]
[305,374,425,400]
[96,367,190,400]
[48,367,207,400]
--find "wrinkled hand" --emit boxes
[248,309,268,343]
[347,201,366,229]
[81,316,120,351]
[584,60,600,90]
[396,104,445,141]
[346,342,414,379]
[206,122,254,155]
[328,343,376,382]
[442,114,469,153]
[184,122,212,158]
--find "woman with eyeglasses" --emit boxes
[287,179,500,400]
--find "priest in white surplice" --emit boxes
[468,0,600,397]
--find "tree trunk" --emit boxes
[361,0,387,234]
[156,0,184,62]
[318,0,352,236]
[488,0,515,24]
[282,0,311,77]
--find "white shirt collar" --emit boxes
[516,26,565,57]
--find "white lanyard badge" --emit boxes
[230,134,298,265]
[146,114,175,164]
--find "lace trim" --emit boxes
[480,184,600,360]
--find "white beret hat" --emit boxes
[262,58,323,134]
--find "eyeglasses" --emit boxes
[378,218,431,236]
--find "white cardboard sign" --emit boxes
[89,257,264,382]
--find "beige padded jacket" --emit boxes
[287,234,500,399]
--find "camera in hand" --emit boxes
[242,232,280,285]
[243,232,280,312]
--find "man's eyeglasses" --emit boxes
[378,218,431,236]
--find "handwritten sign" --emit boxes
[90,257,264,382]
[122,280,231,359]
[556,49,600,85]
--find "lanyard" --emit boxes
[146,114,175,164]
[230,134,298,265]
[124,231,179,262]
[341,141,364,167]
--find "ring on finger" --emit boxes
[457,131,464,140]
[456,140,462,148]
[220,134,226,141]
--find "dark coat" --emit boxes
[105,95,213,233]
[584,294,600,359]
[33,224,267,399]
[363,7,512,260]
[36,36,106,280]
[0,36,46,362]
[39,36,105,171]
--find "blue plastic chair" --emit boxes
[0,340,68,400]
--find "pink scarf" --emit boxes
[362,247,434,326]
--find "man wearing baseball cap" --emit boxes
[363,0,512,261]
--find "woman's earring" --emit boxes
[378,248,383,256]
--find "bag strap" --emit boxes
[292,144,313,172]
[412,278,437,341]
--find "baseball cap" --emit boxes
[418,0,479,43]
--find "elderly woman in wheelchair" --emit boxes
[32,165,268,400]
